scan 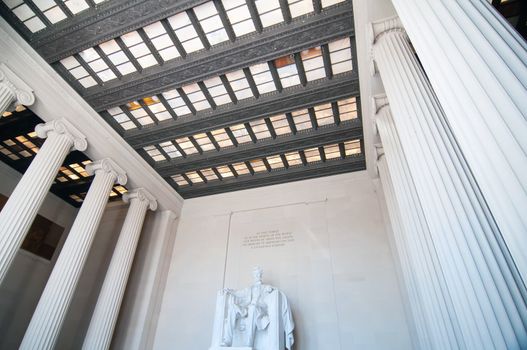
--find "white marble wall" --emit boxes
[153,171,413,350]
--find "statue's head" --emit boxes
[252,266,263,284]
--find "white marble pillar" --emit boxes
[0,63,34,116]
[371,18,527,349]
[0,119,86,283]
[83,188,157,350]
[390,0,527,282]
[373,98,461,350]
[20,159,127,350]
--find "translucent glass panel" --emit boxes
[142,97,356,162]
[301,47,325,81]
[274,55,300,88]
[255,0,283,27]
[162,89,192,116]
[99,39,137,75]
[287,0,313,18]
[225,70,253,100]
[203,77,232,106]
[107,106,135,130]
[249,63,276,94]
[143,21,180,61]
[168,11,204,53]
[3,0,97,33]
[60,55,98,88]
[171,139,361,187]
[121,31,157,69]
[321,0,346,8]
[125,101,155,126]
[222,0,255,37]
[108,96,172,129]
[194,2,229,45]
[0,132,39,160]
[329,37,353,74]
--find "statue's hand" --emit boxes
[221,288,234,295]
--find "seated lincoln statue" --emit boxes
[209,267,295,350]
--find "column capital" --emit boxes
[35,119,87,151]
[370,17,405,45]
[86,158,127,185]
[0,63,35,109]
[372,94,389,115]
[123,188,157,211]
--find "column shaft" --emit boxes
[20,159,126,350]
[372,22,527,349]
[83,189,156,350]
[0,119,86,283]
[390,0,527,281]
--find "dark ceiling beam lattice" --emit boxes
[83,3,354,111]
[125,73,359,148]
[156,120,362,176]
[176,154,366,198]
[19,0,210,62]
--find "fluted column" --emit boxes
[83,188,157,350]
[0,63,35,116]
[0,119,86,283]
[20,159,127,350]
[373,97,461,350]
[371,18,527,349]
[390,0,527,281]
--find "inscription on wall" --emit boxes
[241,230,295,249]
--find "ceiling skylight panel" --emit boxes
[250,159,267,173]
[162,89,192,116]
[126,101,155,126]
[194,133,216,152]
[64,0,89,14]
[301,47,326,81]
[182,83,211,111]
[230,124,252,144]
[106,106,137,130]
[270,114,291,135]
[211,129,233,148]
[121,31,157,69]
[194,2,229,46]
[144,21,180,61]
[232,162,250,175]
[225,70,253,100]
[168,12,204,54]
[185,171,204,184]
[222,0,256,37]
[33,0,67,24]
[141,96,172,121]
[60,55,97,88]
[304,148,322,163]
[79,47,117,82]
[143,145,166,162]
[274,56,300,88]
[321,0,346,8]
[285,151,302,166]
[344,140,361,155]
[171,174,190,186]
[314,103,334,126]
[324,143,341,159]
[329,37,353,74]
[249,119,271,140]
[249,63,276,94]
[175,137,199,155]
[99,39,137,76]
[6,1,47,32]
[159,141,182,159]
[338,97,358,121]
[203,77,232,106]
[255,0,283,27]
[200,168,219,181]
[216,165,235,178]
[266,155,284,169]
[291,109,312,131]
[287,0,314,18]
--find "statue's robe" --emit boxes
[210,285,295,350]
